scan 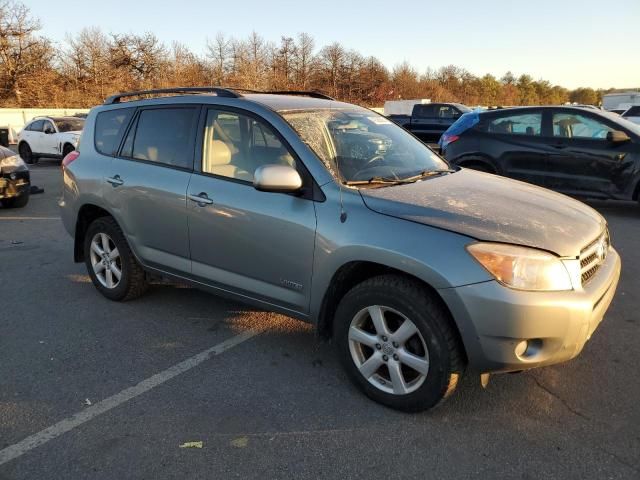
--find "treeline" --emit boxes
[0,1,617,108]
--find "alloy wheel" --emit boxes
[348,305,429,395]
[89,232,122,289]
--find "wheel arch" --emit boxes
[73,204,113,262]
[62,142,75,155]
[316,261,467,363]
[453,154,499,174]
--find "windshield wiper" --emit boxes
[344,169,456,187]
[397,169,456,183]
[344,176,405,186]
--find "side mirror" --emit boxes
[44,127,55,134]
[607,130,630,143]
[253,164,303,193]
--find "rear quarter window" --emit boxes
[94,108,135,156]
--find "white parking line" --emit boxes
[0,328,264,466]
[0,217,59,220]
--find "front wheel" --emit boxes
[333,275,465,412]
[84,217,148,301]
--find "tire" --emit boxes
[333,274,465,412]
[18,142,36,164]
[84,217,148,301]
[62,143,75,159]
[1,191,29,208]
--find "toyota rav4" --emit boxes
[59,88,621,412]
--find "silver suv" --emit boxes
[60,88,621,412]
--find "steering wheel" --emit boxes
[350,164,398,182]
[352,156,386,179]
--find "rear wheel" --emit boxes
[84,217,148,301]
[18,142,36,164]
[333,275,465,412]
[1,191,29,208]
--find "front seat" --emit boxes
[204,140,252,181]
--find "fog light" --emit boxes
[515,339,543,359]
[515,340,528,357]
[10,173,16,180]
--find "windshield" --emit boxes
[53,118,85,132]
[281,107,448,184]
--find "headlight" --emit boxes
[467,243,573,291]
[0,155,26,169]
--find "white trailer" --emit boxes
[383,99,431,116]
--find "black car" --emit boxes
[389,103,471,143]
[0,145,30,208]
[440,106,640,203]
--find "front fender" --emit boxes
[309,183,492,322]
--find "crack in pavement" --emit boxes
[528,374,591,421]
[596,446,640,474]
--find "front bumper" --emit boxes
[440,247,621,373]
[0,169,30,199]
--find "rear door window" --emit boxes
[95,108,134,155]
[552,113,613,139]
[123,107,199,169]
[488,113,542,135]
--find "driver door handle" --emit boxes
[188,192,213,206]
[106,175,124,187]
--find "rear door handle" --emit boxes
[106,175,124,186]
[188,192,213,206]
[552,143,567,149]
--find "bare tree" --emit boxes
[206,33,229,85]
[0,0,53,105]
[293,32,315,89]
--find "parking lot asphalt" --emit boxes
[1,160,639,479]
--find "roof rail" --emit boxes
[228,88,334,100]
[104,87,242,105]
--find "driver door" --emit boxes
[546,110,629,197]
[187,107,317,315]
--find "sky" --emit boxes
[27,0,639,90]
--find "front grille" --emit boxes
[579,229,610,286]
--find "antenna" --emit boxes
[330,99,347,223]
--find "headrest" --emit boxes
[210,140,232,165]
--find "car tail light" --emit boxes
[62,150,80,168]
[443,134,460,145]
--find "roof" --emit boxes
[243,94,354,112]
[101,87,354,113]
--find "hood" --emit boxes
[360,169,605,257]
[64,131,82,136]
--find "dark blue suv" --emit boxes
[440,106,640,203]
